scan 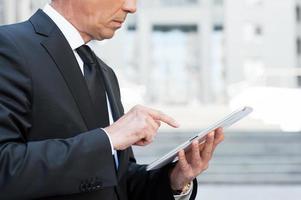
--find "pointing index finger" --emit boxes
[147,108,180,128]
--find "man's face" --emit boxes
[70,0,137,41]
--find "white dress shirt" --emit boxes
[43,4,192,199]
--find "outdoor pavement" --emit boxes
[196,185,301,200]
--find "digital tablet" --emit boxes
[146,106,253,171]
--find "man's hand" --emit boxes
[169,128,224,191]
[104,105,179,150]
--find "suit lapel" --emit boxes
[30,10,99,130]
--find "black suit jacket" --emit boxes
[0,10,197,200]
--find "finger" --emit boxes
[136,115,159,144]
[186,139,205,156]
[216,127,224,134]
[134,128,155,146]
[155,120,161,127]
[134,139,151,146]
[191,141,201,166]
[141,130,154,146]
[215,128,224,141]
[178,150,195,182]
[146,108,180,128]
[217,128,225,142]
[178,150,191,172]
[135,126,156,147]
[212,128,225,151]
[146,116,160,133]
[201,132,214,163]
[198,141,206,152]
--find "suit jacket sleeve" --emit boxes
[0,28,117,199]
[126,149,198,200]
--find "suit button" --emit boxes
[79,183,86,192]
[95,181,103,188]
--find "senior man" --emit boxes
[0,0,224,199]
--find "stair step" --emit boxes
[133,131,301,184]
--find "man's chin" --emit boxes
[94,31,116,41]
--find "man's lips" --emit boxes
[113,19,124,23]
[111,20,124,28]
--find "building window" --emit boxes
[297,38,301,55]
[298,63,301,87]
[153,25,198,32]
[255,26,262,35]
[127,24,137,31]
[297,37,301,86]
[298,76,301,87]
[213,24,224,31]
[296,5,301,22]
[148,24,200,104]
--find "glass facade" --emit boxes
[148,25,200,104]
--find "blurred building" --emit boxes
[136,0,225,104]
[1,0,301,108]
[91,0,226,107]
[225,0,301,97]
[0,0,46,25]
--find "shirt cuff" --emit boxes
[101,128,115,155]
[173,181,193,200]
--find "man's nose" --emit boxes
[122,0,137,14]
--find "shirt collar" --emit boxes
[43,4,85,50]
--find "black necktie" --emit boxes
[76,45,109,128]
